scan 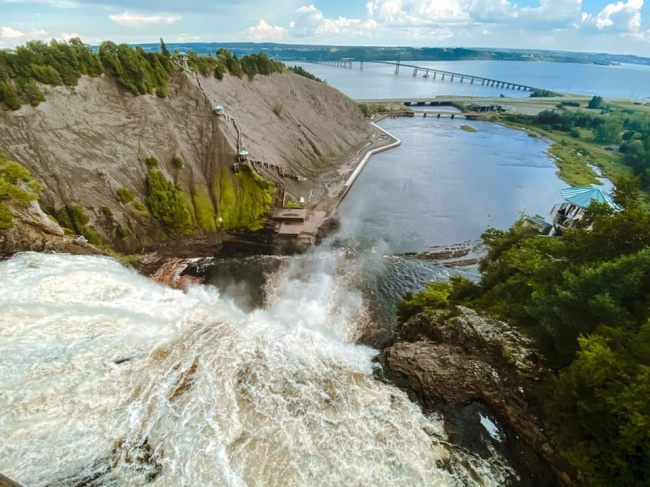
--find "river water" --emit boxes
[292,60,650,100]
[0,117,567,485]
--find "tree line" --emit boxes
[504,102,650,188]
[0,38,310,110]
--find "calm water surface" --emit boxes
[338,116,566,251]
[293,60,650,99]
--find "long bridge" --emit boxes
[311,59,536,92]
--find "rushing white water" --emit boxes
[0,252,514,486]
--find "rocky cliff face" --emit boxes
[378,307,578,486]
[0,71,371,253]
[0,200,100,257]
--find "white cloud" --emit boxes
[0,26,50,47]
[0,26,26,39]
[590,0,644,32]
[365,0,585,29]
[170,33,201,42]
[59,32,79,41]
[367,0,468,25]
[240,19,287,42]
[290,4,378,38]
[108,11,181,27]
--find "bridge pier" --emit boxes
[433,72,437,79]
[470,78,474,84]
[441,73,445,80]
[481,79,485,85]
[413,68,417,77]
[423,69,429,78]
[395,64,400,74]
[460,77,464,83]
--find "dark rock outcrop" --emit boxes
[378,307,577,486]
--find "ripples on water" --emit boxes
[0,252,514,486]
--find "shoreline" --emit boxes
[273,120,402,247]
[338,122,402,201]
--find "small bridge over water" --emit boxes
[311,59,536,92]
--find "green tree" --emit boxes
[160,38,170,58]
[595,117,623,144]
[588,95,604,109]
[613,174,641,209]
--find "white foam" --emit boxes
[0,252,513,486]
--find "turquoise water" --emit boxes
[293,60,650,100]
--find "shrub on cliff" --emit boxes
[55,204,102,245]
[288,66,323,82]
[146,171,190,233]
[0,154,42,229]
[116,188,135,204]
[396,282,451,323]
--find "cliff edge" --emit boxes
[0,71,371,254]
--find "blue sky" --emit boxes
[1,0,649,56]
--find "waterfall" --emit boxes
[0,252,513,486]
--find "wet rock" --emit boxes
[0,200,100,258]
[378,307,578,486]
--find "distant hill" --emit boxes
[136,42,650,67]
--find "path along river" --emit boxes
[1,115,572,486]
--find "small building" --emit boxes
[273,208,307,222]
[177,52,189,69]
[213,104,224,116]
[237,150,249,162]
[550,186,622,235]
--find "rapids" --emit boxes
[0,252,515,486]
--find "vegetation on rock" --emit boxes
[55,204,102,244]
[288,65,323,82]
[213,164,276,231]
[116,188,135,204]
[146,171,190,233]
[0,38,303,110]
[0,154,42,229]
[399,180,650,485]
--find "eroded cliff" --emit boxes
[0,71,371,253]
